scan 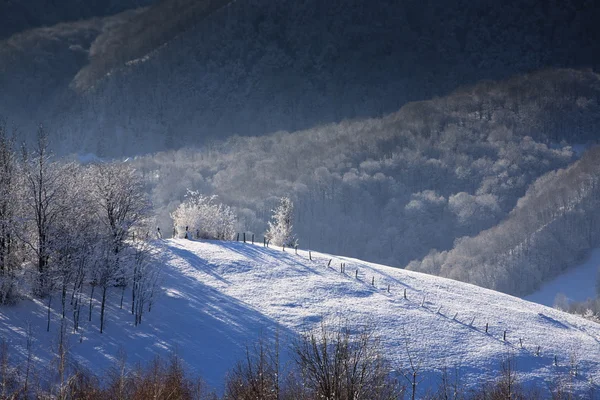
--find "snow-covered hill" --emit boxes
[1,239,600,395]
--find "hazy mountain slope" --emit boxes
[0,0,157,39]
[71,0,233,92]
[1,239,599,395]
[408,146,600,296]
[130,69,599,279]
[1,0,599,155]
[0,9,146,147]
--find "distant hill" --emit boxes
[0,0,599,156]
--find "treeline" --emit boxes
[0,323,589,399]
[0,123,158,331]
[131,69,598,283]
[408,146,600,296]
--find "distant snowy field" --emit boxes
[526,248,600,307]
[1,239,600,395]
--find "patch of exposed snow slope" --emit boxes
[526,248,600,307]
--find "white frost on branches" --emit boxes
[265,197,297,247]
[171,191,236,240]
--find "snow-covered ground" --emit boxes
[526,248,600,307]
[2,239,600,395]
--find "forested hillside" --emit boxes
[131,69,600,297]
[0,0,598,155]
[408,147,600,296]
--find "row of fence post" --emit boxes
[230,232,570,375]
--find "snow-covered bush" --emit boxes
[265,197,297,247]
[171,192,236,240]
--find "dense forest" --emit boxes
[408,147,600,296]
[0,0,599,156]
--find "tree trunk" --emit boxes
[89,284,95,322]
[61,281,67,320]
[120,286,125,309]
[131,282,136,315]
[100,286,107,334]
[46,294,52,332]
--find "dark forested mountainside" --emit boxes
[130,69,600,298]
[0,0,599,156]
[408,147,600,296]
[0,0,157,39]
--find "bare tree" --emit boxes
[224,333,281,400]
[20,126,71,296]
[131,238,161,326]
[398,326,425,400]
[0,121,20,303]
[90,162,151,333]
[293,321,402,400]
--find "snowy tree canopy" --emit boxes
[265,197,297,247]
[171,191,236,241]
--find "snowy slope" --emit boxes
[525,248,600,307]
[1,239,600,395]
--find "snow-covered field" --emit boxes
[1,239,600,395]
[526,248,600,307]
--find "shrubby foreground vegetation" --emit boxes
[0,322,590,399]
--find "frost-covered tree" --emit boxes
[131,238,162,326]
[90,162,151,333]
[171,192,236,240]
[265,197,297,247]
[0,122,20,303]
[20,127,74,296]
